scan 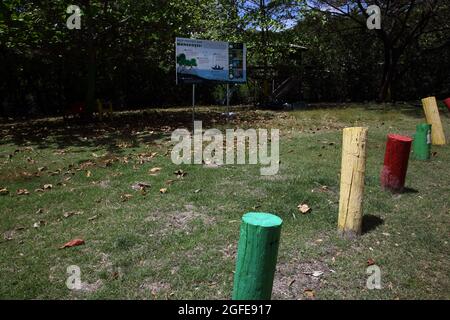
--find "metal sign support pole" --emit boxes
[192,83,195,128]
[226,83,230,121]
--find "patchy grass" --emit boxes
[0,103,449,299]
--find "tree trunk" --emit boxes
[378,47,398,102]
[260,0,269,103]
[85,0,96,117]
[86,38,96,115]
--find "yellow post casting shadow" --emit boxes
[421,96,446,145]
[338,127,368,237]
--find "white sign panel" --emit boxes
[176,37,246,84]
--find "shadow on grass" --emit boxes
[0,108,274,155]
[362,214,384,235]
[402,187,419,194]
[303,101,427,119]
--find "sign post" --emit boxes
[175,37,246,123]
[226,83,230,120]
[192,84,195,128]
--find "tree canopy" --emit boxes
[0,0,449,116]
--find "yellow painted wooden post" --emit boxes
[338,127,368,238]
[421,96,446,145]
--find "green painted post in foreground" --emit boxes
[412,123,432,160]
[232,212,283,300]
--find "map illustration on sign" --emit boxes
[176,38,246,84]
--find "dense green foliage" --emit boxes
[0,1,449,116]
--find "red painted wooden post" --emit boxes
[444,98,450,112]
[380,134,413,192]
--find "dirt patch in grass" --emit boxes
[259,174,289,181]
[94,180,111,189]
[139,280,171,298]
[167,211,205,229]
[2,230,16,241]
[144,204,216,236]
[97,252,113,270]
[272,259,332,300]
[221,242,237,260]
[79,279,103,293]
[184,245,207,260]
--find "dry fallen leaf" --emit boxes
[0,187,9,195]
[159,188,167,194]
[149,167,161,175]
[304,289,315,298]
[21,171,33,177]
[16,189,30,196]
[3,230,15,241]
[43,184,52,190]
[315,185,329,192]
[121,194,133,202]
[88,215,98,221]
[131,182,151,191]
[63,211,82,218]
[111,271,120,280]
[54,149,66,155]
[59,239,85,249]
[312,271,324,277]
[297,203,311,214]
[174,169,187,178]
[49,170,61,176]
[33,220,46,228]
[367,258,375,266]
[86,170,92,177]
[117,142,132,149]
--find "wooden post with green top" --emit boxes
[412,123,431,160]
[232,212,282,300]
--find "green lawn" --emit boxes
[0,103,449,299]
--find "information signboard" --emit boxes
[176,37,246,84]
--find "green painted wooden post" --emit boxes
[232,212,283,300]
[412,123,431,160]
